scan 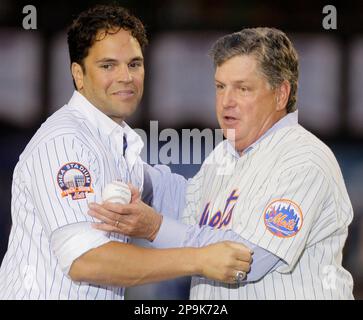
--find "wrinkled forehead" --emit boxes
[214,54,265,81]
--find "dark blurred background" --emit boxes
[0,0,362,299]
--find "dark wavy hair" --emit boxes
[67,4,148,88]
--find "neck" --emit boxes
[78,89,125,125]
[237,110,287,155]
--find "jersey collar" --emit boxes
[67,90,144,159]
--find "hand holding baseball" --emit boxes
[88,182,162,241]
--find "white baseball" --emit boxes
[102,181,131,204]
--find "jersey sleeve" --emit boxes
[143,163,188,221]
[234,164,333,273]
[181,165,204,226]
[26,134,104,237]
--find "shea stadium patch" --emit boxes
[57,162,93,200]
[264,199,303,238]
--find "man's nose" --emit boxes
[117,64,132,83]
[222,88,237,108]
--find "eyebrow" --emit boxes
[96,58,118,64]
[96,56,144,64]
[215,79,248,85]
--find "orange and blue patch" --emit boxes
[264,199,303,238]
[57,162,93,200]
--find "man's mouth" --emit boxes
[112,90,135,99]
[223,115,239,125]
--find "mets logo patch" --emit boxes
[57,162,93,200]
[264,199,303,238]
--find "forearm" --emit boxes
[183,224,282,283]
[153,217,281,282]
[69,241,200,287]
[153,216,243,249]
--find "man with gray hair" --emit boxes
[89,27,354,299]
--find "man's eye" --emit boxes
[239,87,248,92]
[129,61,142,69]
[101,64,113,70]
[215,84,224,90]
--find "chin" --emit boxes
[116,102,138,113]
[126,108,139,119]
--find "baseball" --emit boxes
[102,181,131,204]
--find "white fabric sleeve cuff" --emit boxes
[50,222,111,277]
[152,215,189,248]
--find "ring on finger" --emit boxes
[235,270,246,283]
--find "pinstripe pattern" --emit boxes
[0,91,144,299]
[183,119,354,300]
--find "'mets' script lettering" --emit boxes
[199,190,239,229]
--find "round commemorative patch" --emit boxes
[57,162,93,200]
[264,199,303,238]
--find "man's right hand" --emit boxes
[88,185,162,242]
[197,241,253,284]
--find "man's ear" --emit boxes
[71,62,84,91]
[275,80,291,111]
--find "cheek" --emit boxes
[102,76,115,91]
[238,97,257,117]
[135,73,145,91]
[135,77,144,91]
[89,71,113,90]
[215,96,223,113]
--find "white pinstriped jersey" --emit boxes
[0,91,144,299]
[183,113,354,300]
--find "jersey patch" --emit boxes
[264,199,303,238]
[57,162,93,200]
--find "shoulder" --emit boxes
[270,125,341,176]
[18,106,97,166]
[40,105,92,139]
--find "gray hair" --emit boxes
[210,27,299,113]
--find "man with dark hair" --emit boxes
[0,4,252,299]
[67,4,148,90]
[91,27,354,299]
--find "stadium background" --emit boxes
[0,0,362,299]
